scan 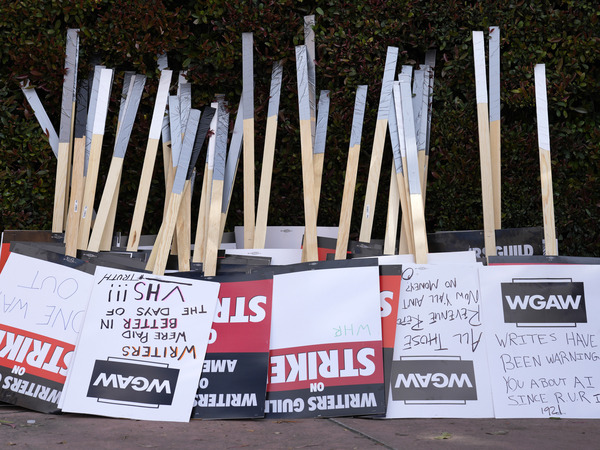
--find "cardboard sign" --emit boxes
[386,263,494,418]
[192,272,273,419]
[0,253,94,412]
[60,267,219,422]
[479,264,600,418]
[265,260,385,418]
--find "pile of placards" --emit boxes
[1,246,599,422]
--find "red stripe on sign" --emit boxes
[267,341,383,392]
[0,324,75,384]
[0,243,11,273]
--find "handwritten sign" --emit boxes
[192,272,273,419]
[60,267,219,422]
[0,253,93,412]
[479,264,600,418]
[265,260,385,418]
[386,263,494,418]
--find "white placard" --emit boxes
[60,267,219,422]
[235,226,339,249]
[386,263,494,418]
[225,249,302,266]
[0,253,94,412]
[479,264,600,418]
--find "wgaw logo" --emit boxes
[87,359,179,407]
[501,280,587,324]
[390,359,477,403]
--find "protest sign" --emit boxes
[386,263,494,418]
[60,267,219,422]
[0,253,93,412]
[192,272,273,419]
[265,260,385,418]
[479,264,600,418]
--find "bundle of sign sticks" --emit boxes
[3,23,595,423]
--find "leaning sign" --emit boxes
[60,267,219,422]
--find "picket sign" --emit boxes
[472,31,497,259]
[479,264,600,418]
[359,47,399,243]
[60,267,219,422]
[534,64,557,256]
[386,262,494,418]
[0,253,94,413]
[335,86,368,260]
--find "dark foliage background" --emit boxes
[1,0,598,255]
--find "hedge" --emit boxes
[1,0,598,255]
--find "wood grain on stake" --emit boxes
[146,109,200,275]
[358,47,398,243]
[335,86,368,260]
[255,61,284,249]
[77,67,113,250]
[472,30,497,259]
[204,106,230,276]
[127,69,172,252]
[400,67,428,263]
[193,102,218,265]
[242,33,256,249]
[534,64,557,256]
[87,75,146,252]
[64,78,89,257]
[296,45,318,261]
[489,26,502,229]
[53,28,79,233]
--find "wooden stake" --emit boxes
[335,85,368,260]
[383,162,400,255]
[127,69,173,252]
[77,67,113,249]
[472,31,497,259]
[254,61,284,249]
[64,77,89,257]
[312,90,330,218]
[534,64,557,256]
[87,75,146,252]
[242,33,256,249]
[53,28,79,233]
[359,46,398,243]
[20,80,59,157]
[489,26,502,229]
[296,45,318,262]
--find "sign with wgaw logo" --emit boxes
[87,359,179,407]
[391,359,477,402]
[501,280,587,324]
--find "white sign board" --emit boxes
[60,267,219,422]
[479,264,600,418]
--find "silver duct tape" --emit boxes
[399,66,421,195]
[349,86,368,148]
[20,81,59,156]
[157,52,168,71]
[214,107,230,181]
[412,68,426,151]
[206,102,219,169]
[304,15,317,125]
[534,64,551,152]
[161,114,171,143]
[114,75,146,159]
[172,109,200,194]
[472,31,488,105]
[489,26,501,123]
[84,66,104,175]
[376,46,399,121]
[389,82,403,174]
[59,28,79,143]
[295,45,311,121]
[74,78,89,139]
[118,71,136,127]
[178,78,192,131]
[314,90,330,155]
[149,69,173,140]
[188,106,215,179]
[242,33,254,119]
[222,95,244,213]
[92,68,113,136]
[267,60,284,118]
[169,95,182,166]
